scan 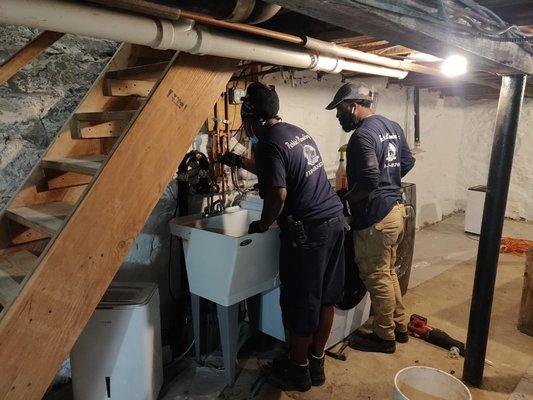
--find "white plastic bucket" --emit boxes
[393,366,472,400]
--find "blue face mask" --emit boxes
[250,135,259,144]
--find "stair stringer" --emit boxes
[0,53,236,399]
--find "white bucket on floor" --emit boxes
[393,366,472,400]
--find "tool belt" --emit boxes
[286,215,348,247]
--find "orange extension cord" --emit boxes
[500,237,533,256]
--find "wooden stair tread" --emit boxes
[41,155,106,176]
[5,201,73,236]
[0,250,37,306]
[73,110,137,122]
[71,111,137,139]
[104,63,167,98]
[105,61,167,80]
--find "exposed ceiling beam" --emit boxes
[371,45,412,57]
[264,0,533,75]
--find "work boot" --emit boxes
[308,351,326,386]
[348,332,396,353]
[266,356,312,392]
[395,330,409,343]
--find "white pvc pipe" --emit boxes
[0,0,407,79]
[304,36,425,74]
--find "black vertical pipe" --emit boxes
[463,75,527,386]
[413,87,420,145]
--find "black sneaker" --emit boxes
[266,356,312,392]
[348,332,396,353]
[308,351,325,386]
[395,330,409,343]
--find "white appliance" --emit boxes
[70,282,163,400]
[465,185,486,235]
[257,287,370,348]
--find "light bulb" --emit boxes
[441,55,468,77]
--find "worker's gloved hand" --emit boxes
[248,220,268,234]
[336,188,348,198]
[218,152,243,168]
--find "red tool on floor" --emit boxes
[408,314,465,356]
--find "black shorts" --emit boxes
[279,216,345,336]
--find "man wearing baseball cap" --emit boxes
[326,82,415,353]
[221,82,345,391]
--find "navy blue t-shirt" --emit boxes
[255,122,343,227]
[346,115,415,230]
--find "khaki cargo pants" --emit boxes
[354,203,408,341]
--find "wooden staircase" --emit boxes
[0,43,235,399]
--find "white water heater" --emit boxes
[70,282,163,400]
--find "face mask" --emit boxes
[244,118,263,144]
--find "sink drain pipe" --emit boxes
[0,0,408,79]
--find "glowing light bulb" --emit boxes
[441,55,468,77]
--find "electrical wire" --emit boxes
[353,0,533,54]
[174,339,196,363]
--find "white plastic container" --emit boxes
[393,366,472,400]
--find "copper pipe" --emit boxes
[181,9,489,84]
[180,10,303,44]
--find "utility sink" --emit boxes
[169,206,280,306]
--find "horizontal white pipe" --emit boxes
[304,36,416,72]
[0,0,407,79]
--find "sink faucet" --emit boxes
[203,199,225,218]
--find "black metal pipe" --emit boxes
[463,74,527,386]
[414,86,420,145]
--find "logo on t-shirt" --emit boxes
[303,145,320,166]
[386,143,397,163]
[385,142,400,169]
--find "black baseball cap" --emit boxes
[325,82,373,110]
[243,82,279,119]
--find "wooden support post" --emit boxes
[518,250,533,336]
[0,31,64,85]
[0,53,236,400]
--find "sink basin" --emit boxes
[169,207,280,306]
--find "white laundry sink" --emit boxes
[169,206,280,306]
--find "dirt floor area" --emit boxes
[160,214,533,400]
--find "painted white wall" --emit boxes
[262,70,532,226]
[456,98,533,221]
[409,92,464,226]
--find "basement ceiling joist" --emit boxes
[263,0,533,75]
[82,0,530,99]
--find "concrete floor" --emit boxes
[160,213,533,400]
